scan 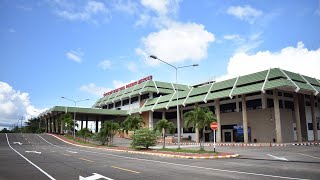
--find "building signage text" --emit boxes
[103,75,152,96]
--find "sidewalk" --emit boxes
[48,133,239,159]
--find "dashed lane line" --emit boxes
[5,134,55,180]
[111,166,140,174]
[79,158,94,163]
[297,153,320,160]
[62,153,71,156]
[37,134,308,180]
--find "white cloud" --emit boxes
[223,34,243,41]
[137,22,215,66]
[235,32,263,53]
[126,61,138,72]
[223,32,263,54]
[113,0,138,15]
[227,5,262,24]
[98,60,112,70]
[0,82,47,129]
[54,0,108,23]
[218,42,320,81]
[141,0,169,15]
[80,80,135,96]
[80,83,111,96]
[135,14,151,27]
[66,50,83,63]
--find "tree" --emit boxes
[154,119,175,148]
[103,121,120,146]
[59,113,77,135]
[94,121,119,146]
[131,128,159,149]
[0,128,11,133]
[121,115,145,135]
[184,106,216,150]
[77,128,92,142]
[25,118,40,133]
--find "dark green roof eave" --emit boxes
[49,106,128,116]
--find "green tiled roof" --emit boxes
[134,68,320,113]
[46,68,320,117]
[94,80,189,108]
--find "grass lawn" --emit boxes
[64,135,115,147]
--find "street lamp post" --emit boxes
[61,97,90,139]
[150,55,198,149]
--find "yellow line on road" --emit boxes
[62,154,71,156]
[111,166,140,174]
[79,158,94,163]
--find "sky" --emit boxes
[1,0,320,129]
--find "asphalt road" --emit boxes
[1,133,320,180]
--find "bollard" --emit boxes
[269,142,272,147]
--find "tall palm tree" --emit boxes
[155,119,175,148]
[104,121,120,146]
[184,106,216,150]
[121,115,145,135]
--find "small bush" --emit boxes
[131,128,159,149]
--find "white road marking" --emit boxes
[267,154,288,161]
[79,173,114,180]
[14,142,22,145]
[5,134,55,180]
[297,153,320,160]
[37,134,307,180]
[25,138,28,141]
[66,150,78,153]
[25,151,42,154]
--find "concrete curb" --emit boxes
[48,134,239,160]
[158,142,288,147]
[292,142,319,146]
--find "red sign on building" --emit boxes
[103,75,153,97]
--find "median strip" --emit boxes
[111,166,140,174]
[49,134,239,160]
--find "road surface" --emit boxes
[1,133,319,180]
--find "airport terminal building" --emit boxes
[39,68,320,143]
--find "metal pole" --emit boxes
[214,129,216,153]
[74,102,76,139]
[176,68,181,149]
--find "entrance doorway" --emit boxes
[222,129,233,142]
[224,132,231,142]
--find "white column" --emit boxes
[311,95,318,141]
[261,93,267,109]
[215,99,221,143]
[242,95,249,143]
[149,92,153,129]
[236,97,240,112]
[294,93,302,142]
[273,89,283,143]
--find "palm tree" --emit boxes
[104,121,120,146]
[121,115,145,135]
[184,106,216,150]
[154,119,175,148]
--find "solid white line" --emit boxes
[37,134,307,180]
[267,154,288,161]
[5,134,55,180]
[297,153,320,160]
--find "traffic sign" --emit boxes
[210,122,218,130]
